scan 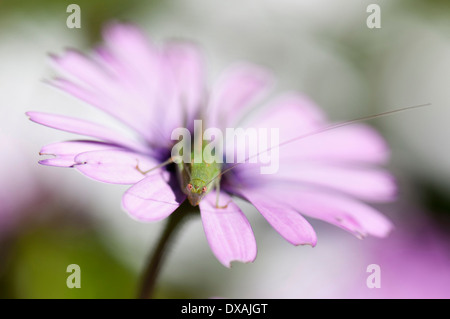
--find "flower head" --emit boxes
[28,23,395,267]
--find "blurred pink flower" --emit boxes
[350,221,450,299]
[27,23,395,267]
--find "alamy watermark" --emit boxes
[171,120,280,174]
[366,264,381,288]
[66,4,381,30]
[66,4,81,29]
[66,264,81,288]
[366,4,381,29]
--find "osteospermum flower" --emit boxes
[27,23,395,267]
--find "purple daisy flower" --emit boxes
[27,23,394,267]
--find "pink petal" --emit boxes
[102,24,170,138]
[102,23,160,82]
[27,111,148,153]
[50,78,102,112]
[237,188,317,246]
[49,24,202,147]
[279,124,389,164]
[50,25,173,145]
[100,28,191,145]
[208,65,272,128]
[222,93,326,165]
[74,149,160,184]
[49,76,159,145]
[164,42,205,124]
[50,50,148,132]
[252,185,393,238]
[246,93,327,138]
[39,140,119,167]
[50,49,112,93]
[122,172,184,222]
[241,95,387,164]
[294,190,394,238]
[239,163,397,202]
[199,192,257,267]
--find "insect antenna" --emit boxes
[204,102,431,187]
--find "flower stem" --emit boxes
[137,200,198,299]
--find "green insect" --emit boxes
[176,139,223,207]
[136,128,225,207]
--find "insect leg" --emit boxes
[135,156,180,175]
[214,178,231,209]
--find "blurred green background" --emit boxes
[0,0,449,298]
